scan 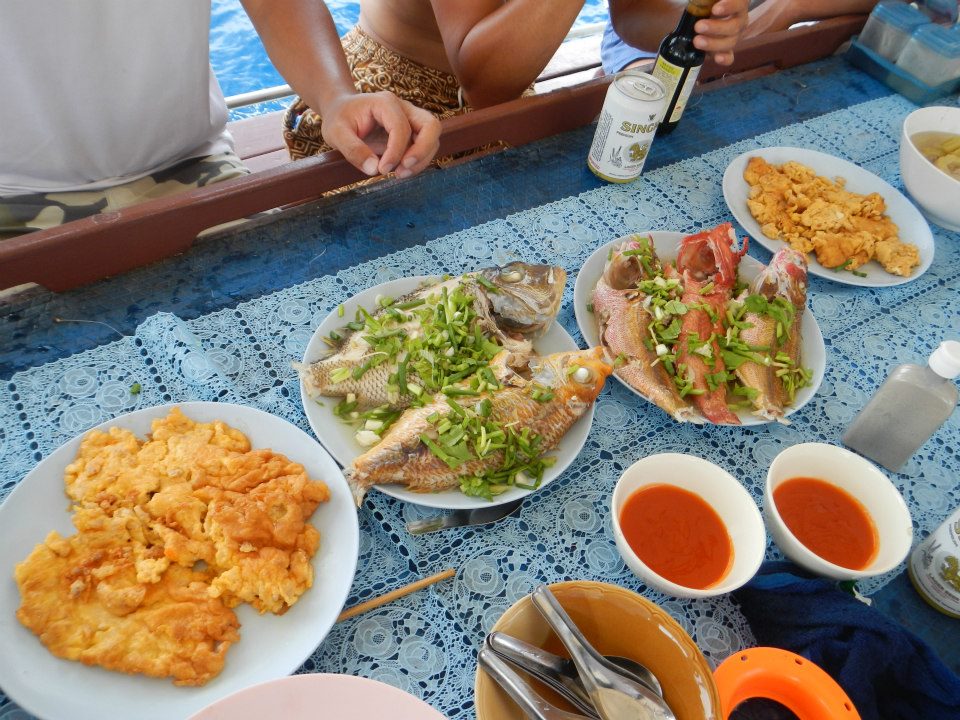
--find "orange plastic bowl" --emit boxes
[714,647,860,720]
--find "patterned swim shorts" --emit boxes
[283,26,469,161]
[0,151,249,240]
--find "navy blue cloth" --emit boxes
[733,562,960,720]
[600,21,657,75]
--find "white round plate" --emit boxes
[189,673,446,720]
[300,276,594,510]
[722,146,934,287]
[573,231,826,426]
[0,402,359,720]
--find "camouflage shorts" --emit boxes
[0,151,249,240]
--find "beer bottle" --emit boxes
[651,0,718,135]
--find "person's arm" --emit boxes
[744,0,879,39]
[429,0,586,108]
[608,0,750,66]
[241,0,440,178]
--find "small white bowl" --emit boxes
[765,443,913,580]
[611,453,765,598]
[900,106,960,232]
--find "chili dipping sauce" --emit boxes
[773,476,878,570]
[619,484,733,589]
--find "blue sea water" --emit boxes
[211,0,610,119]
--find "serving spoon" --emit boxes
[478,642,594,720]
[487,631,662,719]
[530,585,676,720]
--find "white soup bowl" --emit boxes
[765,443,913,580]
[611,453,765,598]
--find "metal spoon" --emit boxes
[487,631,662,718]
[530,585,676,720]
[478,643,594,720]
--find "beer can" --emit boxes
[587,71,667,183]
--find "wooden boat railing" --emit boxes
[0,15,866,293]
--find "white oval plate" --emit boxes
[0,402,359,720]
[722,146,934,287]
[190,673,445,720]
[300,276,594,510]
[573,231,826,426]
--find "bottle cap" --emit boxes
[928,340,960,379]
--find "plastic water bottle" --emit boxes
[842,340,960,472]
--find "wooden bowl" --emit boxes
[474,580,720,719]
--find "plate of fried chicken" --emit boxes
[0,402,358,720]
[723,146,934,286]
[574,227,825,426]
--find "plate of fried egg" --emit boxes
[297,264,608,510]
[0,402,358,720]
[722,146,934,286]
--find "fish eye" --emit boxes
[571,366,593,384]
[500,269,524,283]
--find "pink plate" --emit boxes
[189,674,446,720]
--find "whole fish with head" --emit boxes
[731,247,809,421]
[297,263,566,411]
[591,236,695,422]
[673,223,748,425]
[345,347,612,505]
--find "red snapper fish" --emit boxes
[591,237,695,422]
[673,223,748,425]
[733,247,809,420]
[344,347,612,504]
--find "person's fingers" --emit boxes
[396,104,441,177]
[711,50,735,66]
[710,0,747,19]
[364,92,413,175]
[694,15,747,42]
[323,123,382,176]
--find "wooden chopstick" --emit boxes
[336,568,456,622]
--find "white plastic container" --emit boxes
[842,340,960,472]
[896,23,960,87]
[859,0,931,62]
[909,506,960,617]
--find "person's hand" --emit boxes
[320,91,441,179]
[692,0,750,66]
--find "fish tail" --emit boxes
[343,468,368,508]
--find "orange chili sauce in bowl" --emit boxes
[773,476,878,570]
[618,484,733,590]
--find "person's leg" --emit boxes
[0,152,248,240]
[600,20,658,75]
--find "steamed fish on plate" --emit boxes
[590,225,813,424]
[345,347,612,504]
[297,263,566,439]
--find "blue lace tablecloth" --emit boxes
[2,92,959,719]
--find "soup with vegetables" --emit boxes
[911,131,960,181]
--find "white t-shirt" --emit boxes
[0,0,234,196]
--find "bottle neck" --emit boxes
[685,0,718,18]
[673,10,699,38]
